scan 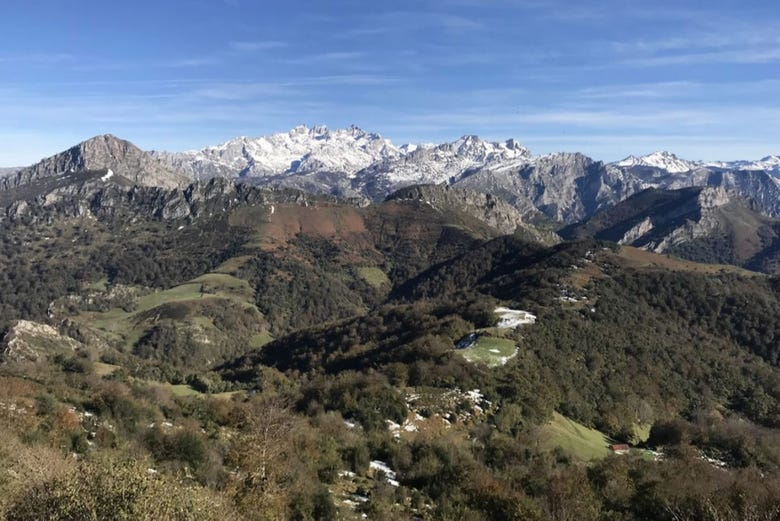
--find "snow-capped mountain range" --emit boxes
[615,150,780,175]
[4,125,780,225]
[154,125,534,194]
[155,125,780,190]
[153,125,402,180]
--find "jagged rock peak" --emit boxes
[446,134,531,160]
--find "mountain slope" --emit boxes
[4,134,188,190]
[385,184,560,244]
[560,186,780,273]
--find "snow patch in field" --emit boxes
[494,307,536,328]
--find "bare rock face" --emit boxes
[386,184,560,245]
[454,153,646,225]
[618,217,654,245]
[697,185,731,209]
[1,320,82,363]
[4,135,189,190]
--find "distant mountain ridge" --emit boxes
[152,127,780,223]
[4,127,780,228]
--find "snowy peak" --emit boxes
[447,135,531,162]
[351,134,534,199]
[614,151,698,173]
[167,125,402,180]
[706,155,780,173]
[161,127,536,200]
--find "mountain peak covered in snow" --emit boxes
[350,133,535,199]
[160,125,403,180]
[614,151,698,173]
[705,155,780,174]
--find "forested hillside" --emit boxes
[0,188,778,520]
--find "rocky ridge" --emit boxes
[4,135,188,191]
[386,184,560,245]
[560,186,780,272]
[4,128,780,228]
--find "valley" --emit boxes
[0,131,778,519]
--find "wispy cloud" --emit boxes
[229,40,287,52]
[0,52,74,64]
[336,10,486,41]
[576,82,700,100]
[612,24,780,67]
[625,48,780,67]
[281,51,366,66]
[436,14,485,30]
[169,57,219,68]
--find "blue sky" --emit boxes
[1,0,779,165]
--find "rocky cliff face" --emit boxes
[561,186,780,272]
[1,320,83,364]
[454,153,645,224]
[5,135,188,191]
[386,184,560,245]
[0,172,324,225]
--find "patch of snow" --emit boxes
[100,169,114,182]
[498,348,519,366]
[369,460,399,486]
[465,389,483,402]
[494,307,536,328]
[703,454,728,468]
